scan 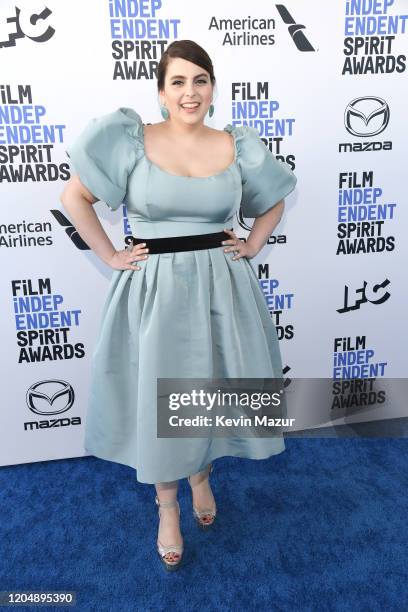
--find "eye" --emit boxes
[171,78,208,86]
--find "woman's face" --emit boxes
[159,56,213,125]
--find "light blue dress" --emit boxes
[66,107,297,484]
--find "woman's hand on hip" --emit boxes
[108,243,150,271]
[222,228,259,260]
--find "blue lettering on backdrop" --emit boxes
[109,0,181,79]
[0,104,65,144]
[231,84,295,138]
[11,278,84,363]
[109,0,179,41]
[336,171,396,252]
[259,279,294,312]
[344,0,408,35]
[338,184,397,222]
[0,85,69,182]
[333,336,388,379]
[342,0,407,74]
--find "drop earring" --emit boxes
[208,104,215,118]
[160,104,169,120]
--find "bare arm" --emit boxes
[223,200,284,260]
[246,200,285,254]
[59,175,148,270]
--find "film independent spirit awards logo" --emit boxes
[25,380,80,431]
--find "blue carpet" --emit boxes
[1,439,408,611]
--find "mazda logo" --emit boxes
[344,96,390,137]
[26,379,74,415]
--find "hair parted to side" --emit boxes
[157,39,216,92]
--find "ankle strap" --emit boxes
[187,462,214,486]
[155,495,179,509]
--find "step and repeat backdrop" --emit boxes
[1,0,407,466]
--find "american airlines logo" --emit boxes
[275,4,316,51]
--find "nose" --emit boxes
[185,81,198,97]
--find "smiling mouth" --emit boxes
[180,102,200,109]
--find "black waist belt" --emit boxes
[129,228,233,254]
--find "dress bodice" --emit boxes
[66,107,297,238]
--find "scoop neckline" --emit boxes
[141,123,238,179]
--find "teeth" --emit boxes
[181,103,199,108]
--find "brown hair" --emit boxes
[157,40,216,92]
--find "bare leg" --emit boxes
[188,464,216,524]
[155,480,183,563]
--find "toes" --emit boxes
[200,514,214,524]
[165,553,180,562]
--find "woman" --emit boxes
[60,39,297,571]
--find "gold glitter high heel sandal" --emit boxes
[155,496,184,571]
[187,463,217,530]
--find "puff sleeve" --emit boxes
[226,125,297,218]
[65,107,144,210]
